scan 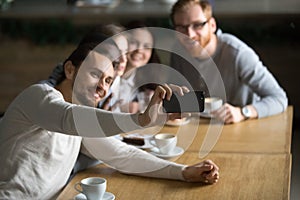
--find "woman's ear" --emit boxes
[64,61,76,80]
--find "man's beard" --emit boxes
[72,77,98,107]
[73,91,96,107]
[72,82,98,107]
[183,34,211,58]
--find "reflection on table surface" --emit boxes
[57,152,291,200]
[162,106,293,154]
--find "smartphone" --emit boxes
[163,91,204,113]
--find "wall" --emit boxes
[0,37,75,113]
[1,16,299,120]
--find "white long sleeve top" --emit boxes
[0,83,184,200]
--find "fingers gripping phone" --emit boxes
[163,91,205,113]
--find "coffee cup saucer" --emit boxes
[74,192,115,200]
[149,146,184,159]
[165,118,190,126]
[200,112,213,118]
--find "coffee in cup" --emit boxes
[151,133,177,155]
[74,177,106,200]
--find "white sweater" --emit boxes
[0,83,184,200]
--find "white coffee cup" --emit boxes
[204,97,223,113]
[74,177,107,200]
[151,133,177,155]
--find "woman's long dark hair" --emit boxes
[125,20,162,91]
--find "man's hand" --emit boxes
[211,103,244,124]
[182,160,219,184]
[138,84,171,127]
[99,93,123,111]
[138,84,190,127]
[211,103,258,124]
[166,84,191,120]
[169,84,190,96]
[99,93,113,111]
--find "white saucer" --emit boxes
[165,118,191,126]
[74,192,115,200]
[200,112,213,118]
[150,146,184,159]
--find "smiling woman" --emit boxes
[117,20,162,113]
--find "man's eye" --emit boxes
[91,72,100,78]
[106,78,113,85]
[113,61,120,69]
[193,21,207,29]
[193,23,203,29]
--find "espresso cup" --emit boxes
[204,97,223,113]
[74,177,106,200]
[151,133,177,155]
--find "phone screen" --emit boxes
[162,91,204,113]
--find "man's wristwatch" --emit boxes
[241,106,252,119]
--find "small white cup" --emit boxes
[74,177,107,200]
[151,133,177,155]
[204,97,223,113]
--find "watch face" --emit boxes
[242,106,251,118]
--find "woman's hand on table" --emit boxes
[182,160,219,184]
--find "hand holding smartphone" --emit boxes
[162,91,204,113]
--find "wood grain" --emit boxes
[162,107,293,154]
[57,108,293,200]
[57,152,291,200]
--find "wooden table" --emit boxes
[163,106,293,154]
[57,106,293,200]
[57,152,291,200]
